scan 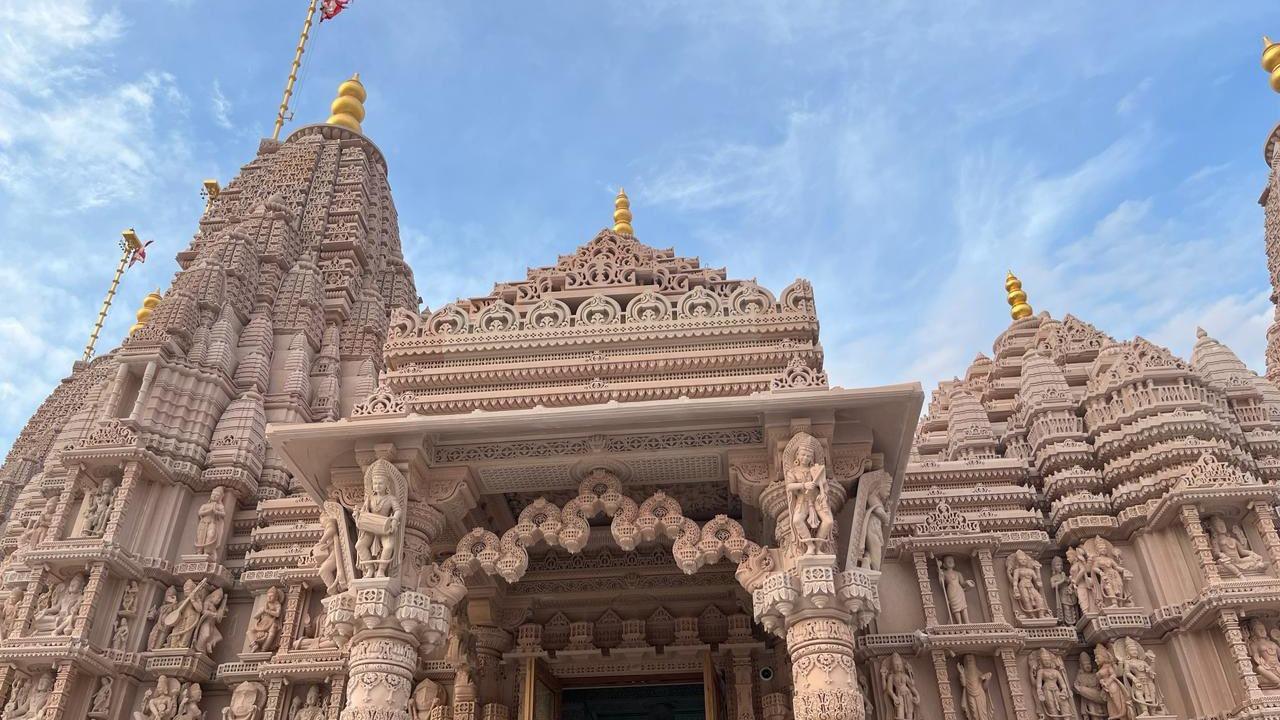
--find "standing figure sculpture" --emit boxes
[955,654,993,720]
[353,454,406,579]
[1050,556,1079,625]
[194,487,228,559]
[1093,645,1134,720]
[82,478,117,537]
[148,587,180,650]
[879,653,920,720]
[782,432,834,555]
[411,678,439,720]
[1029,648,1074,719]
[292,686,327,720]
[1070,538,1134,614]
[1007,550,1050,620]
[164,580,209,649]
[938,555,977,624]
[1206,515,1269,577]
[1247,618,1280,687]
[0,589,22,641]
[1073,653,1107,720]
[175,683,204,720]
[222,681,266,720]
[310,510,343,591]
[246,586,283,653]
[860,479,890,568]
[1115,637,1165,717]
[194,586,227,654]
[17,502,54,556]
[90,677,113,715]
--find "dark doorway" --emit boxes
[560,683,704,720]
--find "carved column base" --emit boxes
[342,628,418,720]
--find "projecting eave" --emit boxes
[268,383,924,502]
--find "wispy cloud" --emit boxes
[211,80,233,130]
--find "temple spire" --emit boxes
[613,187,634,235]
[1264,36,1280,92]
[325,73,366,134]
[1005,270,1033,320]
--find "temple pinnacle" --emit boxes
[1005,270,1033,321]
[1264,36,1280,92]
[613,187,634,236]
[129,289,163,335]
[325,73,367,133]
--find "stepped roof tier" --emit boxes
[382,228,824,414]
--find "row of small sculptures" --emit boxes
[932,520,1269,630]
[131,677,268,720]
[876,638,1166,720]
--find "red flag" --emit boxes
[320,0,351,21]
[128,240,153,268]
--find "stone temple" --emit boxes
[7,43,1280,720]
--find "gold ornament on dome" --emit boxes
[326,73,366,133]
[1005,270,1033,320]
[613,187,634,235]
[1264,36,1280,93]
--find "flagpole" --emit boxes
[83,230,144,362]
[272,0,321,141]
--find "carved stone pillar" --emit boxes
[327,674,347,720]
[761,692,788,720]
[473,625,511,713]
[760,555,864,720]
[42,661,78,720]
[263,678,288,720]
[278,582,306,652]
[974,548,1003,623]
[1220,608,1264,700]
[730,649,757,720]
[47,469,85,542]
[1179,504,1221,584]
[1248,501,1280,570]
[343,628,419,720]
[100,460,141,544]
[912,552,939,626]
[930,650,959,720]
[996,649,1031,720]
[70,563,107,638]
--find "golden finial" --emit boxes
[129,289,163,335]
[1263,36,1280,92]
[326,73,366,133]
[613,187,634,235]
[1005,270,1033,321]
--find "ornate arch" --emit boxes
[446,470,755,583]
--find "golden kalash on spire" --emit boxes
[613,187,634,235]
[1005,270,1033,320]
[326,73,367,133]
[1264,36,1280,92]
[129,289,163,335]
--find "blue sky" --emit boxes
[1,1,1277,453]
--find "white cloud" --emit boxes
[0,0,196,454]
[211,80,233,130]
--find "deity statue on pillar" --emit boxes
[782,432,834,555]
[353,450,407,579]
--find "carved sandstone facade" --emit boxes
[3,61,1280,720]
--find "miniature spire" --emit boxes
[325,73,366,133]
[1264,36,1280,92]
[129,289,163,335]
[613,187,634,235]
[1005,270,1033,321]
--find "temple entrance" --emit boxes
[560,684,704,720]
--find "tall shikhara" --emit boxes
[0,75,414,717]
